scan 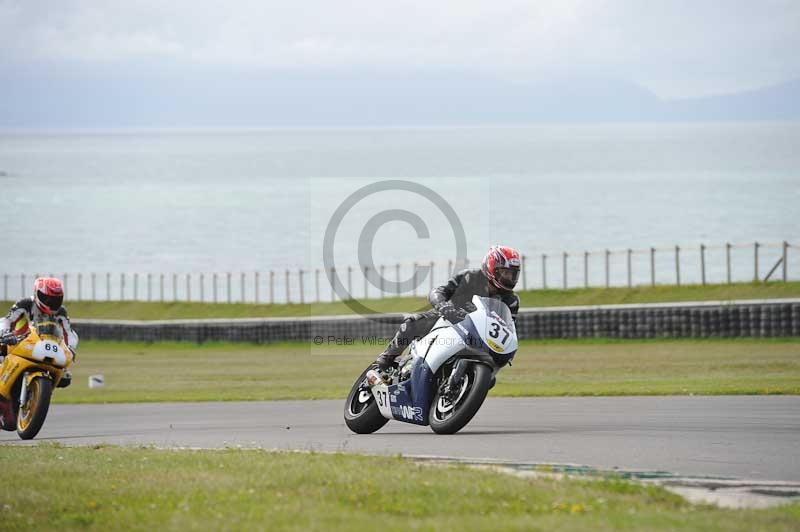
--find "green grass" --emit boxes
[53,338,800,404]
[1,446,797,531]
[5,281,798,320]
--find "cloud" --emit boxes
[1,0,799,98]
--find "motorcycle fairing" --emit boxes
[371,356,434,425]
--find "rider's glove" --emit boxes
[0,332,18,346]
[437,301,467,324]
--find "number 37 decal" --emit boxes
[488,320,511,343]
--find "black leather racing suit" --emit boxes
[378,268,520,362]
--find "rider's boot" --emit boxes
[57,369,73,389]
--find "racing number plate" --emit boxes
[486,318,512,352]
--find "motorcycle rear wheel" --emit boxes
[429,363,491,435]
[344,366,389,434]
[17,377,52,440]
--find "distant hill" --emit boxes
[0,67,797,127]
[668,78,800,121]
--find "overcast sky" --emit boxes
[1,0,798,100]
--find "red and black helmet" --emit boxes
[481,245,522,291]
[33,277,64,315]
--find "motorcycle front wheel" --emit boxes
[17,376,52,440]
[344,366,389,434]
[429,362,491,435]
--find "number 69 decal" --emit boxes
[31,340,67,366]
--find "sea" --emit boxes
[1,122,798,302]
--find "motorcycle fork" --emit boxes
[444,359,469,398]
[19,372,28,407]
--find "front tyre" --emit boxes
[344,367,389,434]
[429,363,491,435]
[17,377,53,440]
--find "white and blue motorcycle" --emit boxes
[344,295,518,435]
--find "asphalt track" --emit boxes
[2,396,799,482]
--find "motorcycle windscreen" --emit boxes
[478,297,517,355]
[34,320,64,340]
[480,297,513,325]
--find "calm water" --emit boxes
[1,123,798,301]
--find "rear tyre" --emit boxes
[17,377,52,440]
[344,367,389,434]
[429,363,491,435]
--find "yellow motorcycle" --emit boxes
[0,319,74,440]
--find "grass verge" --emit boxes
[4,281,798,320]
[52,338,800,404]
[0,445,797,531]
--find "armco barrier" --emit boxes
[71,299,800,344]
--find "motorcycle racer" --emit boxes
[375,245,522,371]
[0,277,79,366]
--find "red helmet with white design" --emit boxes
[481,245,522,291]
[33,277,64,315]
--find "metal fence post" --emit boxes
[604,250,610,288]
[212,273,218,303]
[346,266,353,298]
[255,272,260,303]
[562,252,568,289]
[626,249,632,288]
[200,274,205,302]
[541,254,547,289]
[106,273,111,301]
[395,263,401,295]
[329,268,335,302]
[700,244,706,286]
[186,274,191,302]
[583,251,589,288]
[121,273,126,301]
[270,270,275,304]
[226,272,232,303]
[285,269,290,303]
[412,262,418,296]
[21,274,26,300]
[63,273,68,296]
[160,274,165,302]
[299,269,304,304]
[364,266,369,300]
[2,273,6,301]
[313,269,319,303]
[379,265,385,297]
[675,246,681,286]
[448,259,453,277]
[132,273,138,301]
[521,255,527,291]
[147,273,152,301]
[754,242,760,281]
[240,272,245,303]
[77,273,82,301]
[650,247,655,287]
[783,241,788,282]
[429,261,435,293]
[726,243,732,284]
[172,273,178,302]
[91,273,96,301]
